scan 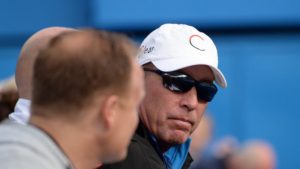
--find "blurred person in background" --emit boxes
[0,76,18,122]
[227,140,276,169]
[189,113,239,169]
[189,114,213,159]
[0,76,16,92]
[192,138,276,169]
[192,136,239,169]
[9,27,75,124]
[100,23,227,169]
[0,29,145,169]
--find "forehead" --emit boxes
[180,65,214,81]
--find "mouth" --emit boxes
[168,117,193,131]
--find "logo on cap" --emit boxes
[140,45,155,54]
[189,35,205,51]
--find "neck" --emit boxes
[29,115,101,169]
[158,140,173,153]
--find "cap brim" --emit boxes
[209,66,227,88]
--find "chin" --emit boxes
[163,135,189,145]
[172,138,188,144]
[172,132,190,143]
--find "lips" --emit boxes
[168,117,192,131]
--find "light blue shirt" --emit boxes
[163,138,191,169]
[149,133,191,169]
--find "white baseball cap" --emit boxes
[138,23,227,88]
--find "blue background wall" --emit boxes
[1,0,300,168]
[0,0,89,79]
[91,0,300,29]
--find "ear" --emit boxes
[101,95,120,130]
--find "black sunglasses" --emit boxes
[143,68,218,102]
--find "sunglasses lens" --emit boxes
[196,83,218,102]
[162,75,193,93]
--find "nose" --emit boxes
[179,87,199,111]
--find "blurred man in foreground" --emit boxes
[0,29,145,169]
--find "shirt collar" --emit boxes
[9,98,31,124]
[149,133,191,169]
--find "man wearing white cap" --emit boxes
[100,23,227,169]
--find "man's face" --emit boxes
[111,61,145,160]
[139,64,214,146]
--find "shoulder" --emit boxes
[0,121,49,152]
[0,121,68,169]
[0,135,54,169]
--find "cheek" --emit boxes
[145,83,178,114]
[197,105,207,118]
[140,94,170,134]
[191,104,208,131]
[144,91,172,119]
